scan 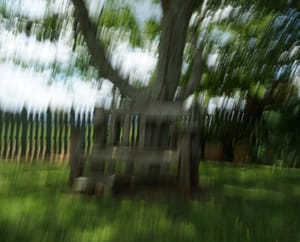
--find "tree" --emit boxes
[1,0,298,106]
[70,0,299,104]
[71,0,202,102]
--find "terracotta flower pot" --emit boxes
[204,143,224,161]
[233,143,250,163]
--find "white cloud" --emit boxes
[207,52,219,68]
[110,41,157,86]
[207,95,246,115]
[0,2,159,112]
[129,0,162,27]
[220,5,233,20]
[0,62,113,112]
[210,27,232,46]
[86,0,105,20]
[1,0,71,19]
[0,62,51,112]
[212,5,234,22]
[0,30,73,67]
[2,0,47,19]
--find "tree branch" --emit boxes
[178,46,204,101]
[152,0,198,101]
[70,0,139,99]
[178,8,205,101]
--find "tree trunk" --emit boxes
[151,0,198,101]
[69,123,85,187]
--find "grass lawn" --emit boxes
[0,161,300,242]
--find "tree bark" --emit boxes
[179,47,204,100]
[151,0,199,101]
[69,125,85,187]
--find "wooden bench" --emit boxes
[71,101,200,198]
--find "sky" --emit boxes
[0,0,159,113]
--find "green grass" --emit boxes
[0,161,300,242]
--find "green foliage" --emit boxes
[207,0,294,12]
[228,11,274,40]
[0,1,63,42]
[37,14,63,42]
[199,7,299,98]
[264,98,300,165]
[144,18,160,41]
[98,5,142,47]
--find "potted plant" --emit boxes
[232,126,251,163]
[233,139,250,163]
[204,139,224,161]
[203,115,224,161]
